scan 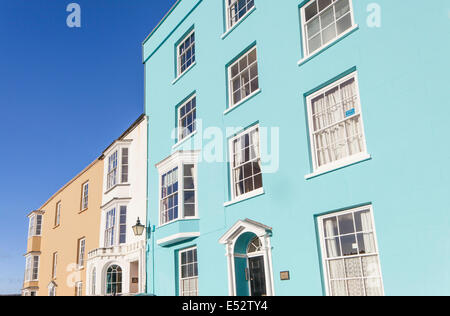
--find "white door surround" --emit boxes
[219,219,275,296]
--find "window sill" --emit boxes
[53,225,60,230]
[172,130,198,150]
[157,232,200,247]
[78,208,88,214]
[224,188,265,207]
[224,89,261,116]
[305,153,371,180]
[221,7,257,40]
[298,24,359,67]
[172,62,197,85]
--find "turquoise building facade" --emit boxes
[143,0,450,296]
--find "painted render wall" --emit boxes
[144,0,450,296]
[28,159,104,296]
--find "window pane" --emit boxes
[340,234,358,256]
[308,33,322,54]
[305,1,318,21]
[362,256,381,277]
[328,259,345,279]
[330,280,346,296]
[307,17,320,38]
[184,204,195,217]
[335,0,350,19]
[323,217,338,237]
[338,213,354,234]
[318,0,332,11]
[336,12,352,35]
[344,257,362,278]
[347,279,364,296]
[364,278,383,296]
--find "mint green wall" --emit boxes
[144,0,450,296]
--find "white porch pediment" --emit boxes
[219,218,272,244]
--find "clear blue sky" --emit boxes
[0,0,176,294]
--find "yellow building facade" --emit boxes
[22,158,104,296]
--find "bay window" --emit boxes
[157,152,198,226]
[25,255,39,282]
[106,146,130,191]
[28,214,42,238]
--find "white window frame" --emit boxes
[77,238,86,269]
[119,205,127,245]
[28,214,42,238]
[81,182,89,210]
[103,202,129,248]
[228,124,264,203]
[75,281,83,296]
[177,29,196,77]
[121,147,129,184]
[178,95,197,142]
[55,202,61,226]
[179,246,199,296]
[157,151,199,227]
[105,145,130,192]
[104,208,116,247]
[52,252,58,279]
[107,150,118,190]
[25,255,40,282]
[227,46,260,110]
[106,265,123,296]
[317,205,385,296]
[305,72,369,177]
[225,0,256,30]
[300,0,356,58]
[91,268,96,296]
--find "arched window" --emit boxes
[106,265,122,295]
[91,268,96,295]
[247,237,263,254]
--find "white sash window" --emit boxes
[318,206,384,296]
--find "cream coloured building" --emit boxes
[86,115,148,296]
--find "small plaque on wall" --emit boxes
[280,271,290,281]
[132,278,139,284]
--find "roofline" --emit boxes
[101,114,147,157]
[37,158,101,211]
[142,0,182,46]
[33,114,146,213]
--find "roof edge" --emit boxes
[142,0,182,46]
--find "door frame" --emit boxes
[219,219,275,296]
